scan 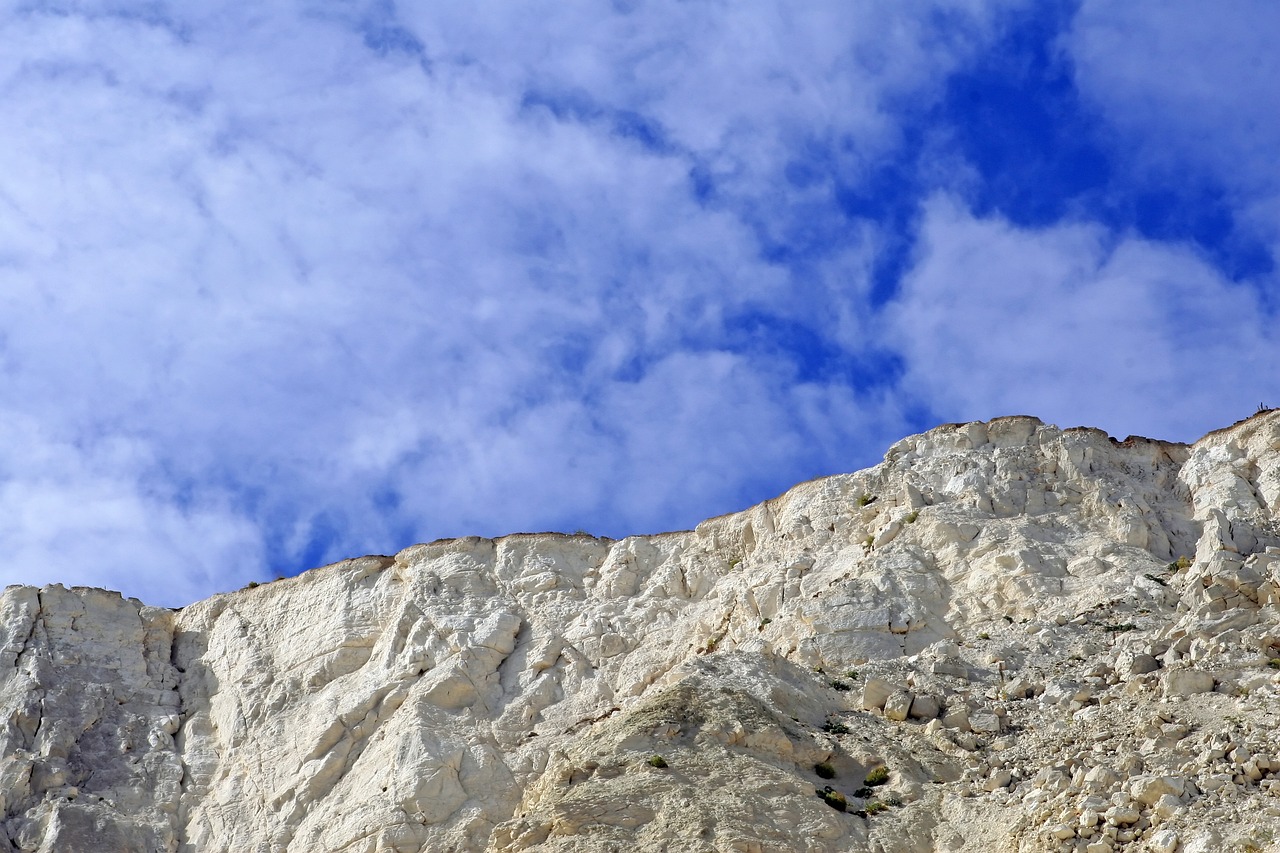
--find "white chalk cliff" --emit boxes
[5,413,1280,853]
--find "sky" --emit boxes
[1,1,1277,606]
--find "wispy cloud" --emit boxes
[0,2,1276,605]
[1067,0,1280,261]
[0,2,1011,601]
[888,196,1280,441]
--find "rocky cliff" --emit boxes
[5,413,1280,853]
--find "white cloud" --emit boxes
[1066,1,1280,243]
[888,196,1280,442]
[0,418,262,607]
[0,2,1013,603]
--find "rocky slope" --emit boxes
[5,413,1280,852]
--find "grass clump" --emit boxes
[857,493,876,507]
[905,510,919,523]
[815,786,846,812]
[814,761,836,779]
[864,766,889,787]
[1268,658,1280,670]
[647,755,668,768]
[1168,556,1192,571]
[823,720,851,735]
[830,679,852,692]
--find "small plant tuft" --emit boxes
[846,670,859,680]
[1268,658,1280,670]
[862,535,875,549]
[758,617,772,630]
[864,766,889,787]
[816,786,846,812]
[977,631,990,640]
[853,786,873,798]
[1104,623,1138,633]
[857,494,877,507]
[647,755,668,768]
[814,761,836,779]
[830,679,852,692]
[246,581,259,589]
[823,720,851,735]
[905,510,919,524]
[863,800,888,815]
[1168,556,1192,571]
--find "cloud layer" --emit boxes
[0,2,1275,605]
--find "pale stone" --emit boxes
[983,768,1012,791]
[908,694,941,720]
[1104,804,1139,825]
[860,677,894,711]
[969,709,1002,734]
[1163,669,1215,698]
[1152,793,1183,819]
[1050,823,1075,840]
[1148,829,1180,853]
[1130,775,1185,805]
[2,413,1280,852]
[884,691,913,722]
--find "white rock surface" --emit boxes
[6,412,1280,851]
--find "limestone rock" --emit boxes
[5,412,1280,851]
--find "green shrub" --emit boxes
[830,679,852,692]
[816,787,846,812]
[1268,658,1280,670]
[864,766,889,787]
[857,494,876,507]
[1168,556,1191,571]
[864,800,888,815]
[862,535,874,549]
[846,670,859,680]
[853,786,872,798]
[814,761,836,779]
[647,755,668,768]
[823,720,851,735]
[905,510,919,523]
[977,631,990,640]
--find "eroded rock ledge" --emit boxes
[4,412,1280,852]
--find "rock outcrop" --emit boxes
[5,412,1280,852]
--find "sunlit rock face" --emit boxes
[5,411,1280,853]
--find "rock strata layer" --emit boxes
[6,412,1280,852]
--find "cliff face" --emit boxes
[4,413,1280,853]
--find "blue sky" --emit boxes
[1,1,1277,606]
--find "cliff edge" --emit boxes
[4,413,1280,852]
